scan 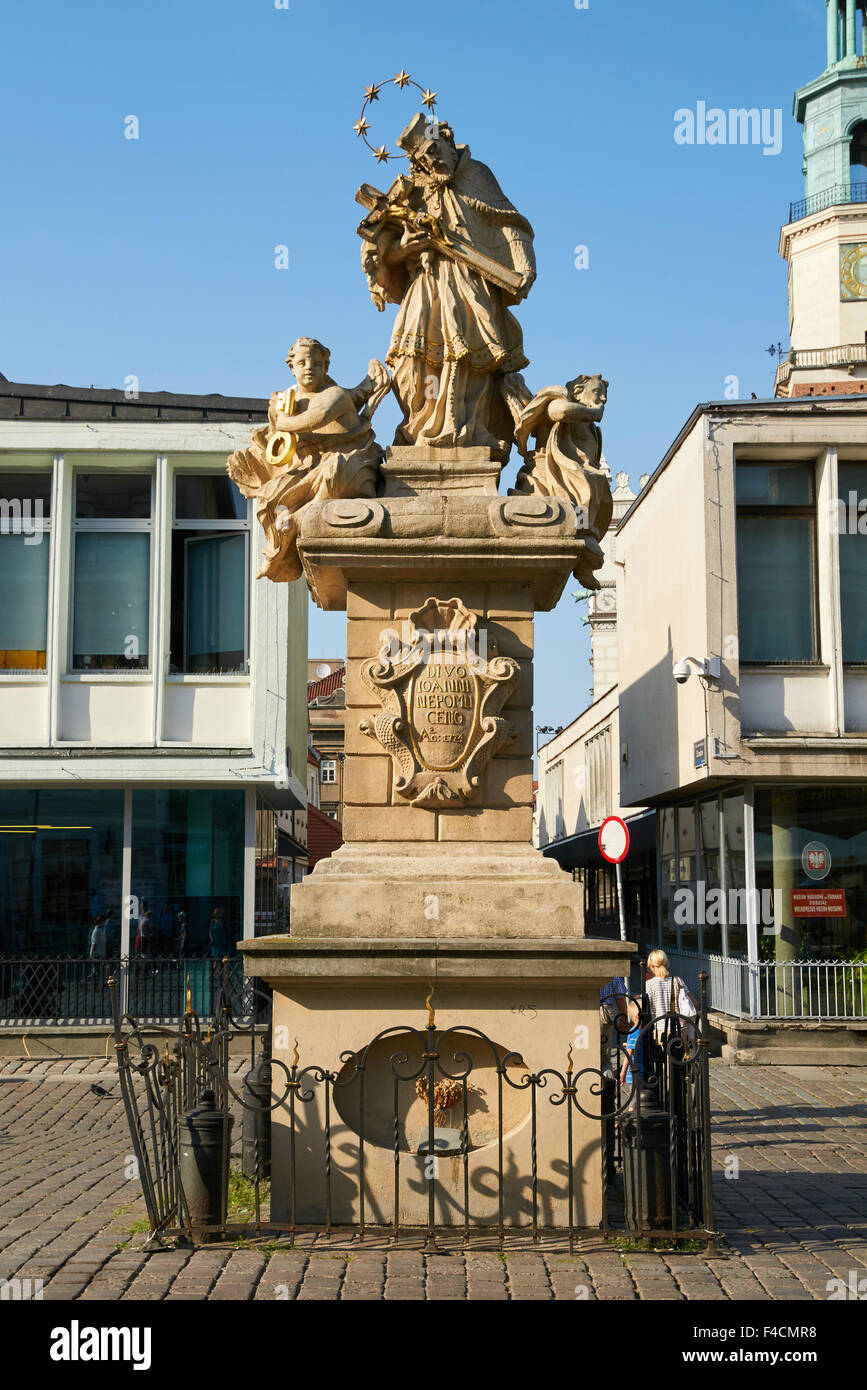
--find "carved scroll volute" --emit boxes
[358,597,519,809]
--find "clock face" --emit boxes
[595,590,616,612]
[840,243,867,300]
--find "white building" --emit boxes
[0,376,307,1011]
[538,14,867,1058]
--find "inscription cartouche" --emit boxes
[359,597,519,809]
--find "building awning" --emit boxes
[541,809,657,869]
[277,828,308,860]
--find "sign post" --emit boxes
[599,816,631,942]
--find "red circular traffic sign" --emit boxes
[598,816,630,865]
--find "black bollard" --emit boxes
[178,1089,234,1242]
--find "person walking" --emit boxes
[137,908,155,959]
[88,915,107,961]
[644,950,697,1035]
[208,907,230,958]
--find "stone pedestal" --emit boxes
[239,448,634,1228]
[241,936,634,1227]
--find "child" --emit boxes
[619,1000,644,1105]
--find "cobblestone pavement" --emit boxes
[0,1055,865,1301]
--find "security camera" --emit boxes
[672,655,722,686]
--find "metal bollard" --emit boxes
[241,1038,272,1181]
[621,1107,673,1233]
[178,1089,234,1242]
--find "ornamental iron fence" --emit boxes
[667,949,867,1022]
[0,956,253,1026]
[110,966,716,1251]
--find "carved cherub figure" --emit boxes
[227,338,390,582]
[512,373,613,588]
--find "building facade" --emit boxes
[0,378,307,984]
[617,398,867,981]
[307,659,346,822]
[540,12,867,1043]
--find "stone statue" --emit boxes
[356,114,535,457]
[227,338,390,582]
[512,374,613,588]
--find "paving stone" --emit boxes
[1,1057,865,1302]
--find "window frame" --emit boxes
[735,459,821,666]
[170,471,251,677]
[0,463,53,675]
[837,459,867,668]
[69,469,154,674]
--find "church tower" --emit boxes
[776,0,867,396]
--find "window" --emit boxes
[72,472,151,670]
[698,798,722,953]
[839,462,867,663]
[736,462,818,663]
[754,784,867,960]
[585,726,612,825]
[677,805,698,951]
[170,473,249,674]
[0,471,51,670]
[659,807,677,947]
[0,789,124,955]
[723,793,746,956]
[320,759,337,784]
[544,761,564,841]
[131,789,244,955]
[850,120,867,187]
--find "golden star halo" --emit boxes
[354,72,439,163]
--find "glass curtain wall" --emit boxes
[0,790,124,955]
[130,789,244,956]
[754,785,867,959]
[659,790,747,957]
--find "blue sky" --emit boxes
[1,0,826,731]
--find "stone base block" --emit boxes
[239,934,635,1228]
[710,1013,867,1065]
[286,841,587,939]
